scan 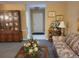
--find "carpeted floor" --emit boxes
[0,40,57,58]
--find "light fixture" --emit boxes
[59,21,66,28]
[58,21,66,36]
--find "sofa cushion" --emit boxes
[65,33,79,56]
[65,33,78,45]
[69,34,79,47]
[71,40,79,56]
[53,36,78,58]
[64,33,71,42]
[54,41,78,58]
[69,36,79,56]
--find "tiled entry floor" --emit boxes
[33,35,46,40]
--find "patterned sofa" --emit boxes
[53,33,79,58]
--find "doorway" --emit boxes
[30,7,45,35]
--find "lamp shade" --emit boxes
[58,21,66,28]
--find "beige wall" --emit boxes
[45,2,66,38]
[0,2,79,40]
[66,2,79,34]
[45,2,79,39]
[0,3,26,38]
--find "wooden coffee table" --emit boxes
[15,45,48,58]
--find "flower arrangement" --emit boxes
[24,39,39,57]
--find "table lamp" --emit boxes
[58,21,66,36]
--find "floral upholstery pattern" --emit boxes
[65,33,79,56]
[72,40,79,56]
[53,35,79,58]
[69,35,79,47]
[65,33,78,45]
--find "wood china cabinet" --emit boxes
[0,10,22,42]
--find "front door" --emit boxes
[30,8,45,34]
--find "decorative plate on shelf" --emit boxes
[4,14,9,20]
[15,27,18,31]
[8,12,12,16]
[9,16,13,21]
[14,16,18,20]
[13,12,18,16]
[9,23,13,26]
[6,23,9,26]
[15,22,18,26]
[0,15,4,20]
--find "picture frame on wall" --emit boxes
[48,11,56,18]
[56,15,63,21]
[77,19,79,31]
